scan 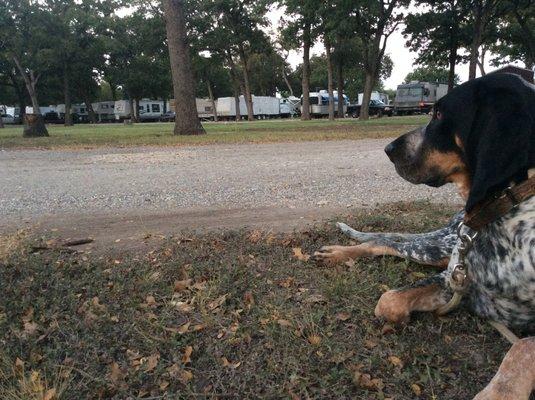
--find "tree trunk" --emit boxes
[23,114,48,137]
[206,80,218,122]
[162,0,205,135]
[0,113,4,129]
[12,55,48,136]
[447,45,457,92]
[238,46,254,121]
[128,97,134,122]
[84,97,97,124]
[9,73,26,123]
[282,67,294,97]
[336,58,344,118]
[477,48,486,76]
[469,3,483,80]
[64,72,73,126]
[226,53,242,121]
[134,98,140,122]
[301,22,312,121]
[360,72,374,120]
[324,36,335,121]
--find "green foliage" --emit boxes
[405,66,460,85]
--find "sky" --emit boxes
[265,6,497,91]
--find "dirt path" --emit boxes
[1,139,461,251]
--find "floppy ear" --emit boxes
[462,79,534,211]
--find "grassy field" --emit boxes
[0,202,509,399]
[0,116,429,150]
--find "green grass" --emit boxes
[0,116,429,150]
[0,202,510,399]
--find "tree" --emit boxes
[352,0,410,120]
[0,0,53,136]
[405,66,460,85]
[466,0,502,80]
[282,0,321,120]
[491,0,535,69]
[162,0,205,135]
[403,0,468,91]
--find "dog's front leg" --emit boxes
[375,274,450,324]
[473,337,535,400]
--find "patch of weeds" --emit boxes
[0,203,511,399]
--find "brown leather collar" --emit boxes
[464,176,535,231]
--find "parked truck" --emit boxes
[393,82,448,115]
[216,95,279,120]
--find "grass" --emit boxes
[0,116,429,150]
[0,202,510,399]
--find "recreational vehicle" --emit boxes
[168,98,215,120]
[56,104,89,122]
[216,95,279,120]
[393,82,448,114]
[114,99,165,121]
[358,91,390,105]
[92,101,115,122]
[279,96,300,117]
[301,90,348,117]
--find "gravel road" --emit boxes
[1,139,461,237]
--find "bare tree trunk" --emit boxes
[64,71,73,126]
[0,113,4,129]
[301,22,312,121]
[324,36,335,121]
[134,98,140,122]
[226,53,242,121]
[206,80,218,122]
[477,46,487,76]
[12,55,48,137]
[162,0,205,135]
[282,67,294,97]
[360,71,374,120]
[238,46,254,121]
[469,3,483,80]
[128,97,134,122]
[84,97,97,124]
[336,59,344,118]
[448,45,457,92]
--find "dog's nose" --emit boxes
[384,142,396,159]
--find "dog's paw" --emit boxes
[374,290,411,325]
[312,245,353,265]
[473,387,522,400]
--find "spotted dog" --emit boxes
[315,73,535,399]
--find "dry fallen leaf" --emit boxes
[381,323,395,335]
[353,372,384,391]
[247,230,262,243]
[221,357,241,369]
[174,279,192,292]
[144,353,160,372]
[292,247,310,262]
[178,322,191,334]
[304,294,326,304]
[145,295,157,307]
[108,362,125,384]
[336,312,351,321]
[43,388,57,400]
[307,334,321,346]
[277,319,292,327]
[182,346,193,364]
[277,277,295,288]
[23,321,38,336]
[363,339,378,349]
[411,383,422,396]
[244,291,254,310]
[207,294,228,311]
[159,380,170,391]
[388,355,404,368]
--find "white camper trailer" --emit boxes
[301,90,348,117]
[358,91,390,105]
[56,104,89,122]
[216,95,280,120]
[279,96,300,117]
[114,99,164,121]
[195,98,215,120]
[92,101,115,122]
[25,106,57,115]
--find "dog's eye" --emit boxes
[436,111,443,120]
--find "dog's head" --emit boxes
[385,73,535,211]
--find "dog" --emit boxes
[314,73,535,399]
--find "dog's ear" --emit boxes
[460,76,534,211]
